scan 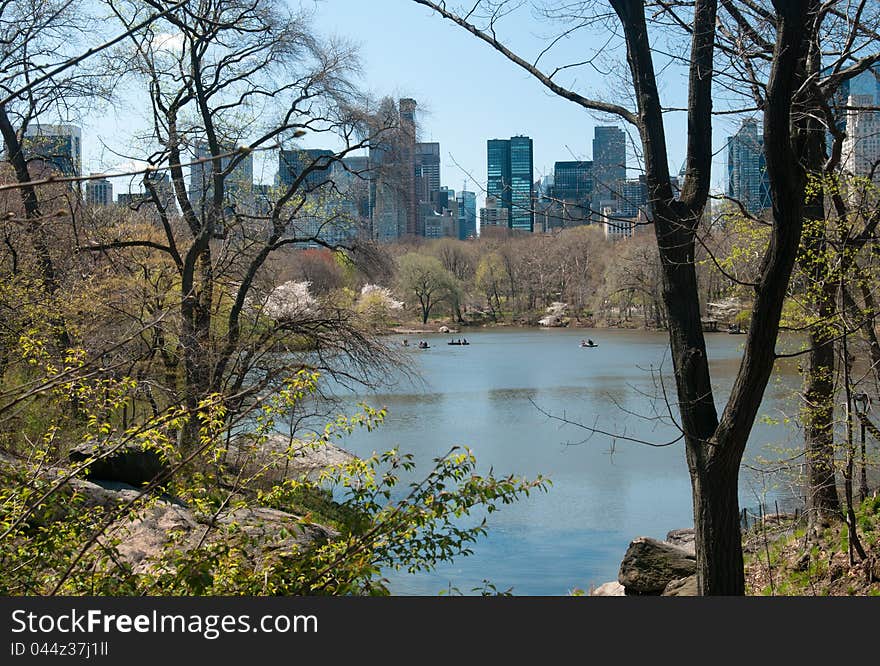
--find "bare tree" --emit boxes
[84,0,400,450]
[412,0,835,594]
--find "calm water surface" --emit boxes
[331,327,802,595]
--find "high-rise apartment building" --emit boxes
[479,195,510,234]
[727,118,771,214]
[842,94,880,180]
[399,98,419,236]
[592,126,626,214]
[22,124,82,179]
[367,98,419,241]
[486,136,533,232]
[86,175,113,206]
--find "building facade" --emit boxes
[486,136,533,232]
[189,140,254,211]
[726,118,771,214]
[591,126,626,214]
[552,160,593,225]
[479,195,509,232]
[86,175,113,206]
[456,190,477,239]
[22,124,82,179]
[842,94,880,180]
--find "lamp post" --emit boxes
[852,392,870,502]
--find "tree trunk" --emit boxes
[804,317,842,521]
[692,460,745,594]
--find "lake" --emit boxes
[329,327,804,595]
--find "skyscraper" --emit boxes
[487,139,511,214]
[486,136,533,232]
[86,175,113,206]
[727,118,771,214]
[399,98,419,236]
[367,98,419,241]
[278,148,335,190]
[22,124,82,178]
[189,140,254,209]
[842,94,880,180]
[456,190,477,240]
[509,136,534,231]
[552,160,593,224]
[592,126,626,214]
[415,142,441,205]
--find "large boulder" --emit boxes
[111,502,338,575]
[662,575,699,596]
[590,580,626,596]
[224,433,354,486]
[69,441,167,487]
[618,536,697,595]
[665,528,696,555]
[4,448,340,576]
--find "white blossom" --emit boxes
[264,281,316,320]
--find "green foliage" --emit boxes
[0,362,548,596]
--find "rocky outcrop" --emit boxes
[110,501,338,575]
[590,580,626,596]
[2,447,341,576]
[662,575,698,596]
[618,536,697,595]
[69,441,168,487]
[224,434,355,486]
[665,528,696,554]
[538,302,569,327]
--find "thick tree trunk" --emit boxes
[692,460,745,594]
[804,317,841,521]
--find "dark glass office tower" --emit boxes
[509,136,534,231]
[486,136,533,232]
[487,139,511,214]
[592,126,626,213]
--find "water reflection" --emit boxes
[330,327,803,595]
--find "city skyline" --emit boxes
[76,0,736,199]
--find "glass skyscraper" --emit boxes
[727,118,771,214]
[487,139,511,214]
[22,124,82,178]
[486,136,533,232]
[592,126,626,213]
[456,190,477,239]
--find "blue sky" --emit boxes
[82,0,742,200]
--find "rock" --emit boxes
[224,434,355,486]
[4,448,339,576]
[69,441,167,487]
[662,575,698,596]
[111,503,338,575]
[590,580,625,596]
[665,528,694,546]
[665,528,696,555]
[538,302,569,327]
[112,502,201,574]
[618,536,697,595]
